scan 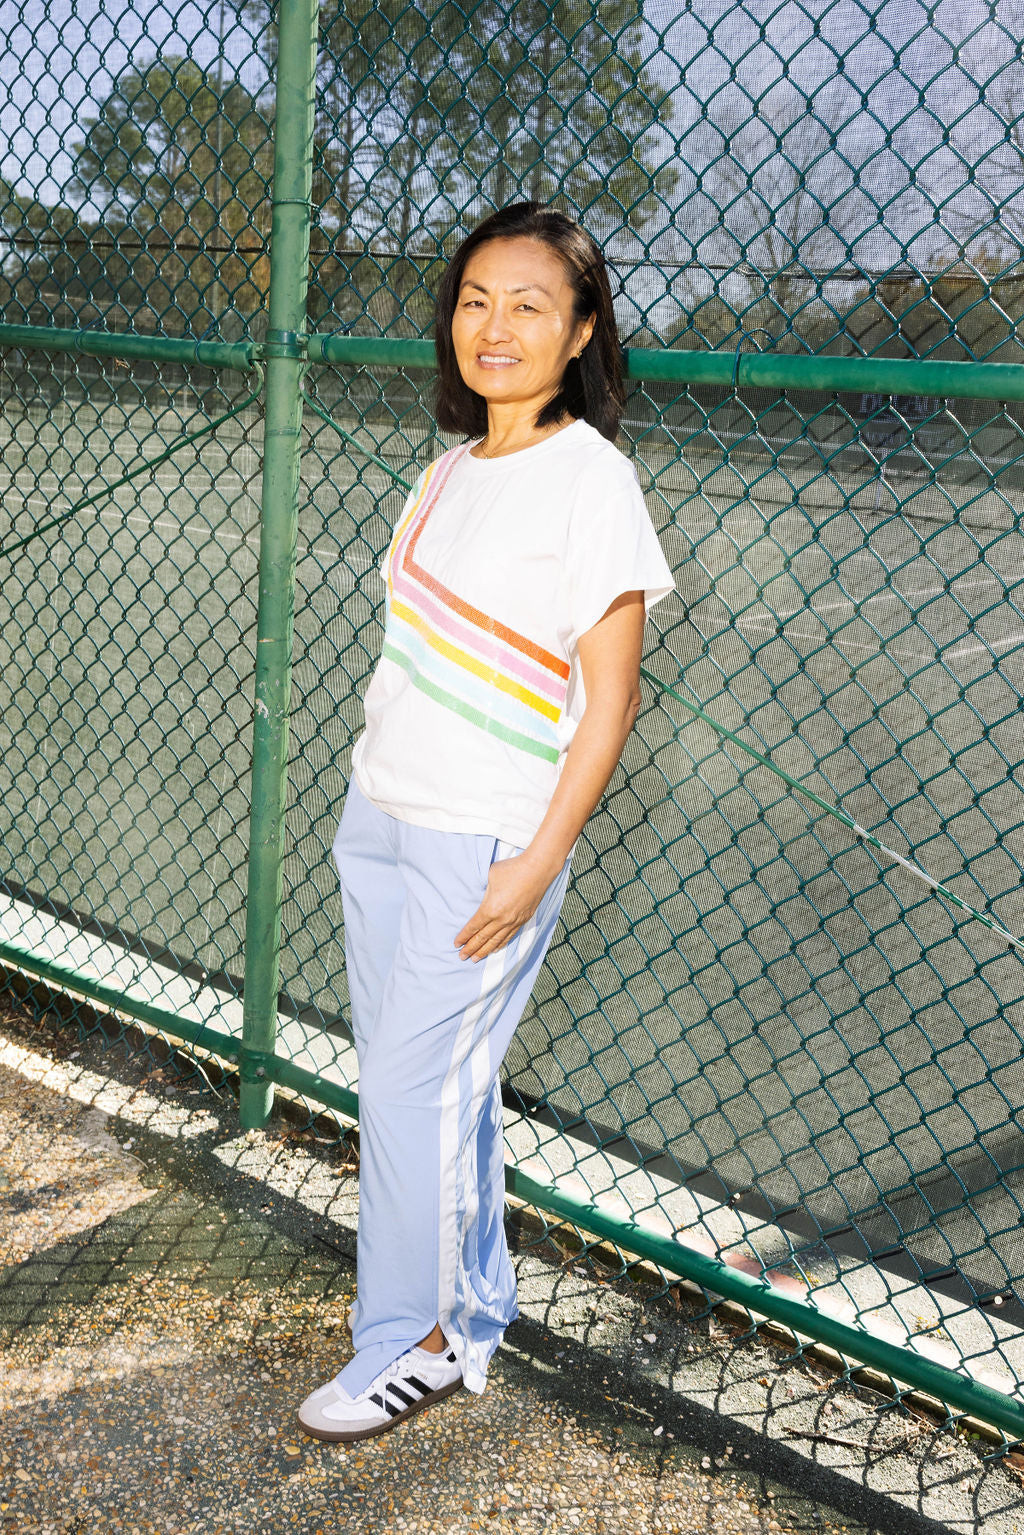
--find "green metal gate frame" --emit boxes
[2,0,1024,1446]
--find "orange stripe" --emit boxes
[385,460,439,592]
[403,448,570,682]
[391,597,563,721]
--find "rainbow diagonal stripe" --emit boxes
[382,446,569,763]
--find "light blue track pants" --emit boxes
[331,778,572,1398]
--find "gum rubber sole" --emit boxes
[296,1376,464,1443]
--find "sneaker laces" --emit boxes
[380,1354,410,1389]
[354,1348,421,1402]
[337,1342,453,1401]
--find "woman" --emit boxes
[297,202,674,1443]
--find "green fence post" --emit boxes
[239,0,318,1129]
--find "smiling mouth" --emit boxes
[477,354,520,366]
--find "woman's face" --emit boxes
[450,236,595,417]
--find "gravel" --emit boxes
[1,993,1022,1535]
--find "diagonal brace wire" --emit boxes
[644,666,1024,956]
[0,366,265,562]
[301,385,414,491]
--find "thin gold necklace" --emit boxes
[477,420,570,460]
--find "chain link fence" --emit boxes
[2,0,1024,1441]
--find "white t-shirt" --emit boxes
[351,417,675,847]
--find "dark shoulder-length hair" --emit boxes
[434,202,625,443]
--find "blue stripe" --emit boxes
[384,611,561,750]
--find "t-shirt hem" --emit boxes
[352,765,536,849]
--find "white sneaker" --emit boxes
[296,1345,463,1442]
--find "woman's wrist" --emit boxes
[518,836,574,884]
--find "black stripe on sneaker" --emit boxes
[383,1398,401,1417]
[387,1382,416,1408]
[369,1392,384,1407]
[404,1374,430,1395]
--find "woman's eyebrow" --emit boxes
[459,279,554,298]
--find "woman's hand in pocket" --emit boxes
[454,853,558,962]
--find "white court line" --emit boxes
[7,496,377,571]
[734,618,1024,666]
[5,475,255,497]
[627,417,1024,477]
[7,493,257,547]
[4,473,257,501]
[735,575,1005,623]
[105,509,374,569]
[120,511,255,546]
[733,626,933,663]
[944,634,1024,660]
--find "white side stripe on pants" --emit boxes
[436,924,518,1366]
[455,908,542,1338]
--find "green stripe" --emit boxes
[382,643,560,763]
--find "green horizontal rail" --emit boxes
[308,331,1024,402]
[2,935,1021,1441]
[505,1168,1024,1443]
[308,334,436,370]
[303,334,432,369]
[626,347,1024,400]
[0,939,242,1065]
[0,322,256,372]
[5,323,1023,401]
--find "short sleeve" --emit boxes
[564,454,675,642]
[379,465,429,583]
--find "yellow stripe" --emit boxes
[385,460,437,592]
[391,597,562,722]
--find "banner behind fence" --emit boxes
[2,0,1024,1439]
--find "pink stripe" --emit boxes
[392,563,567,704]
[389,446,465,583]
[387,490,429,578]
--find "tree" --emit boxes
[466,0,676,234]
[72,57,275,326]
[309,0,502,328]
[0,180,101,325]
[660,71,881,353]
[932,64,1024,274]
[908,0,1024,275]
[244,0,676,330]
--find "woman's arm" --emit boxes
[454,589,646,961]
